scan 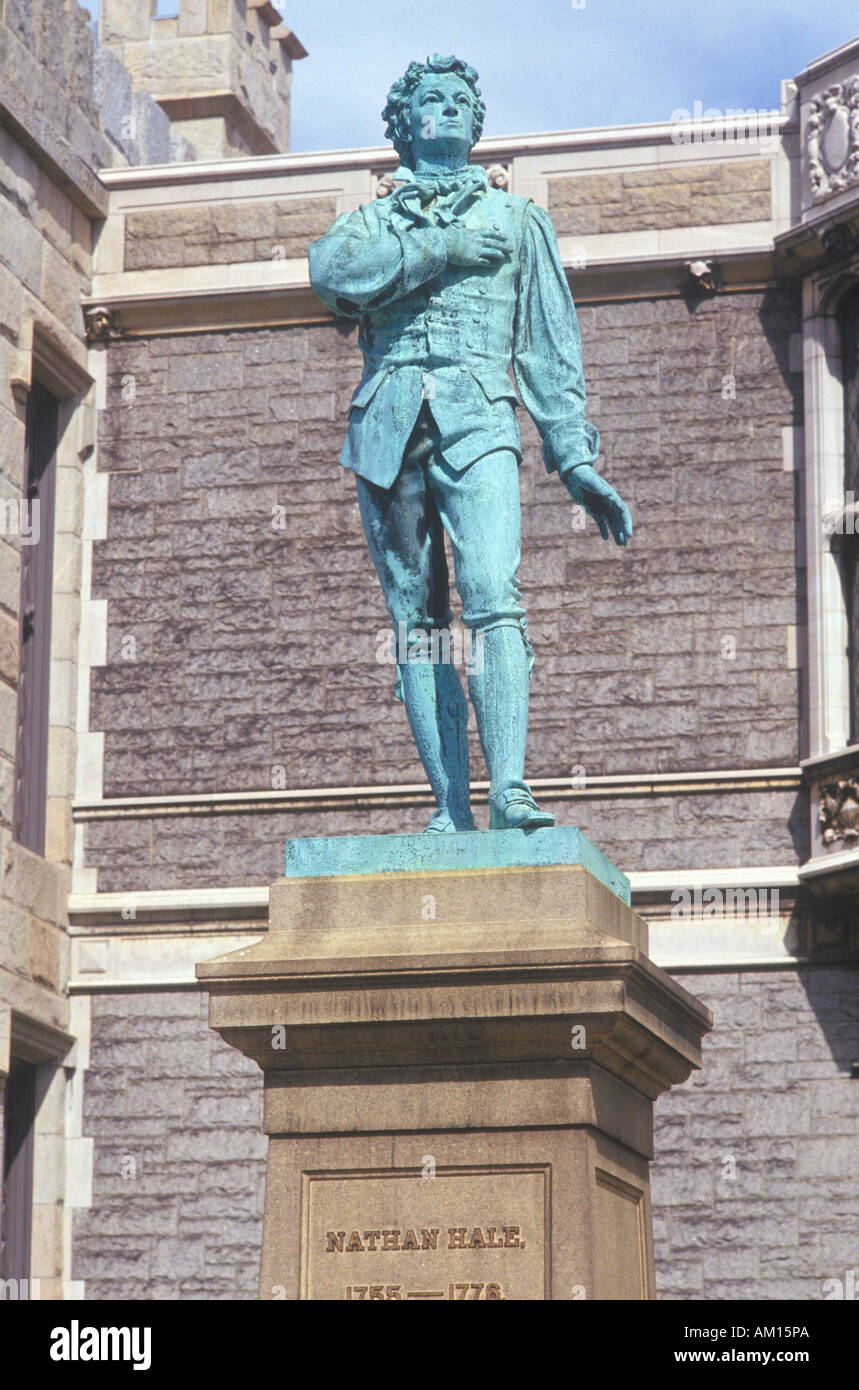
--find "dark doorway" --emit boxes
[0,1057,37,1284]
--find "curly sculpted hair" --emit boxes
[382,54,486,169]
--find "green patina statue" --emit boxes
[309,54,632,833]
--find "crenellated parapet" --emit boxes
[98,0,307,160]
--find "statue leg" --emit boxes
[355,404,474,832]
[397,655,474,832]
[431,446,554,831]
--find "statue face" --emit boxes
[407,71,476,162]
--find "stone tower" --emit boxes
[98,0,307,161]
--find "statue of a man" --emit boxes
[309,54,632,833]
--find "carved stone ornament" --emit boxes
[817,220,859,258]
[819,777,859,844]
[685,259,718,294]
[375,171,398,198]
[84,305,121,342]
[807,77,859,203]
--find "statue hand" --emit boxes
[562,465,633,546]
[444,226,512,267]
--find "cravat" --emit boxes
[387,164,489,228]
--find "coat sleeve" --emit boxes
[512,202,600,476]
[308,203,448,317]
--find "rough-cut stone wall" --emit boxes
[651,967,859,1300]
[72,966,859,1300]
[0,0,196,1075]
[548,160,772,235]
[86,287,804,880]
[72,990,266,1300]
[124,196,337,269]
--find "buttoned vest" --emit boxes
[360,187,532,390]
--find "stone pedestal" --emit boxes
[197,829,711,1301]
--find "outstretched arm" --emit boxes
[513,204,632,546]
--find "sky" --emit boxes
[85,0,859,154]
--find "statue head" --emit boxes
[382,54,486,170]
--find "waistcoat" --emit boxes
[341,187,535,486]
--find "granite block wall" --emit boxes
[124,197,338,270]
[548,159,772,236]
[1,0,192,178]
[651,967,859,1300]
[72,990,266,1300]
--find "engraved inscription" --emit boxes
[302,1167,548,1301]
[325,1225,523,1252]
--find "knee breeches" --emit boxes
[356,400,530,652]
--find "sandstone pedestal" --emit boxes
[197,829,712,1301]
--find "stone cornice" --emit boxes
[84,230,782,336]
[89,115,788,326]
[793,35,859,89]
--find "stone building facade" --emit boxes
[0,0,207,1301]
[1,0,858,1300]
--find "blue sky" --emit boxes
[86,1,859,153]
